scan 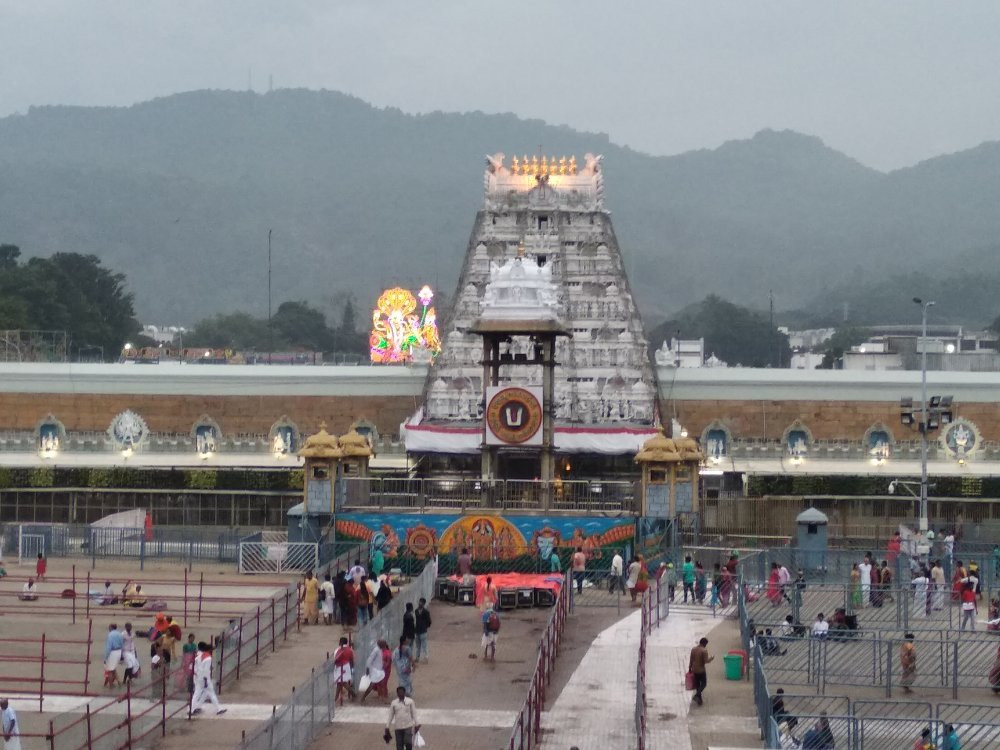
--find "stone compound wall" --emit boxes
[672,399,1000,442]
[0,392,419,437]
[3,391,1000,444]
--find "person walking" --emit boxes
[688,637,713,706]
[682,556,695,603]
[482,604,501,662]
[777,563,791,603]
[960,581,978,632]
[626,556,641,603]
[384,686,420,750]
[900,633,917,694]
[931,560,946,610]
[35,552,46,582]
[849,564,862,609]
[1,698,20,750]
[767,563,783,607]
[104,623,124,689]
[609,551,626,594]
[402,602,417,644]
[320,573,335,625]
[190,643,226,715]
[371,547,385,579]
[301,571,320,626]
[912,569,930,620]
[357,576,372,627]
[349,559,366,587]
[333,636,354,706]
[361,639,392,704]
[858,555,873,608]
[666,562,678,602]
[719,563,732,606]
[710,564,723,607]
[478,575,497,612]
[182,634,197,693]
[392,636,415,697]
[414,598,431,663]
[571,546,586,594]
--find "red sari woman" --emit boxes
[766,564,782,607]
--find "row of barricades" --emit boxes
[507,574,571,750]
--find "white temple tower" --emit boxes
[404,153,659,479]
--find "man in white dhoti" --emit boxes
[1,699,20,750]
[912,571,930,619]
[858,557,873,608]
[190,643,226,716]
[104,624,124,688]
[931,560,946,611]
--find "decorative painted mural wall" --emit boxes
[335,512,636,563]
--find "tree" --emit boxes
[334,297,368,356]
[186,312,271,350]
[819,326,869,368]
[271,300,335,351]
[650,294,791,367]
[0,247,139,360]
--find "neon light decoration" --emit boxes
[369,285,442,364]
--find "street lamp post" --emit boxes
[915,297,934,533]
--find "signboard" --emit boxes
[484,386,543,446]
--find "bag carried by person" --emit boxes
[358,674,372,692]
[414,729,427,747]
[319,588,327,601]
[487,612,501,632]
[684,671,695,691]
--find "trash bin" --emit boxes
[723,654,743,681]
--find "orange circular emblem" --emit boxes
[486,387,542,444]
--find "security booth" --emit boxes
[796,506,829,573]
[635,432,703,518]
[290,424,343,542]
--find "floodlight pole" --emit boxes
[916,298,934,533]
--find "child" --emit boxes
[36,552,47,582]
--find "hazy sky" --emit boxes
[2,1,998,171]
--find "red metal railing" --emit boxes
[0,623,93,710]
[507,577,571,750]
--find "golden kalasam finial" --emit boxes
[541,156,548,174]
[569,155,577,175]
[511,155,520,173]
[559,156,567,174]
[549,157,556,175]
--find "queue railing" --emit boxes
[507,574,570,750]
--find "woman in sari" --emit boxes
[850,564,862,608]
[342,579,358,628]
[900,633,916,693]
[767,564,782,607]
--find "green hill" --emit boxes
[1,89,998,325]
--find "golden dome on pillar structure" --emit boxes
[635,428,702,463]
[299,422,343,459]
[338,429,375,458]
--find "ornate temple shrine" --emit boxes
[403,153,660,479]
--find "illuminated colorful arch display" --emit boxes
[369,285,442,364]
